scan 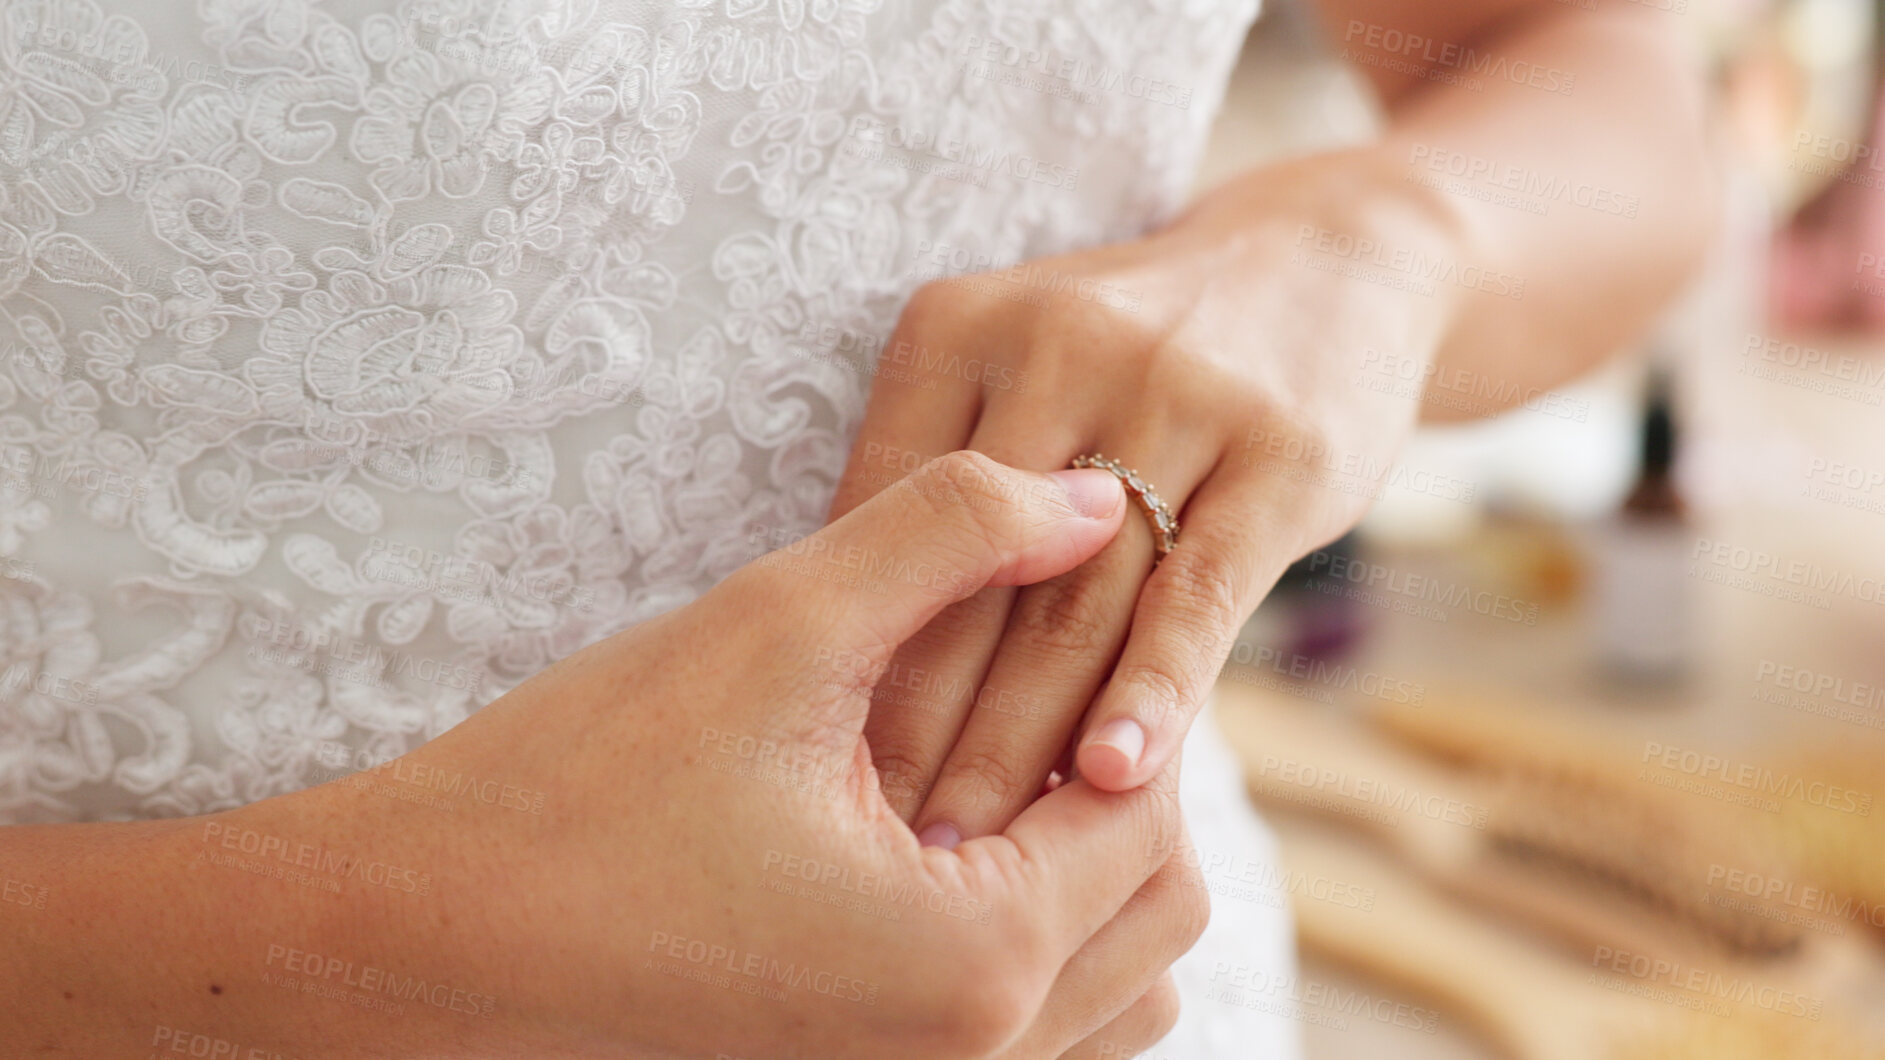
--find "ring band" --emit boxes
[1071,454,1179,559]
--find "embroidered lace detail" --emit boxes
[0,0,1258,823]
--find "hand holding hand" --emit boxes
[147,453,1208,1060]
[835,153,1460,845]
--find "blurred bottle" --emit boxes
[1590,367,1693,683]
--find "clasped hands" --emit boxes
[244,167,1443,1059]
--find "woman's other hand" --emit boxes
[7,452,1208,1060]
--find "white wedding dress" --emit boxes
[0,0,1298,1053]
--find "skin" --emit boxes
[839,0,1716,847]
[3,457,1206,1059]
[1,0,1714,1053]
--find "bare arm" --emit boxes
[1309,0,1716,417]
[833,0,1717,816]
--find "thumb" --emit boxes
[736,450,1124,670]
[966,756,1186,965]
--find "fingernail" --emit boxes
[1049,468,1125,519]
[917,822,962,850]
[1087,718,1145,767]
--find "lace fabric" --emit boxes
[4,3,1302,1054]
[1,0,1259,822]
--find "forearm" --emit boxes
[0,793,415,1057]
[1308,1,1716,419]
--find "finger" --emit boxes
[827,288,987,521]
[1076,466,1294,790]
[966,754,1185,963]
[865,403,1083,828]
[862,587,1012,821]
[1001,833,1205,1056]
[915,436,1212,844]
[723,452,1125,723]
[1053,974,1182,1060]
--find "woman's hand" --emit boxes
[6,452,1209,1060]
[832,150,1468,843]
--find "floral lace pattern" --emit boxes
[0,0,1259,824]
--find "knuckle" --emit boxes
[1135,976,1184,1045]
[920,585,1011,647]
[893,451,1015,583]
[1110,779,1185,871]
[912,450,1016,520]
[1117,660,1190,723]
[867,744,935,808]
[1142,783,1188,856]
[901,280,962,329]
[929,949,1038,1058]
[1244,397,1336,474]
[940,745,1035,814]
[1029,283,1155,350]
[1011,571,1115,658]
[1123,560,1245,711]
[1169,864,1211,952]
[1154,549,1246,639]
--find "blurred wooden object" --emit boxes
[1278,816,1883,1060]
[1217,681,1803,961]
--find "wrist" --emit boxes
[1171,149,1477,551]
[1184,144,1485,349]
[2,802,384,1056]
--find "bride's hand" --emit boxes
[42,453,1205,1059]
[832,151,1462,843]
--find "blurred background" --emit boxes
[1199,2,1885,1056]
